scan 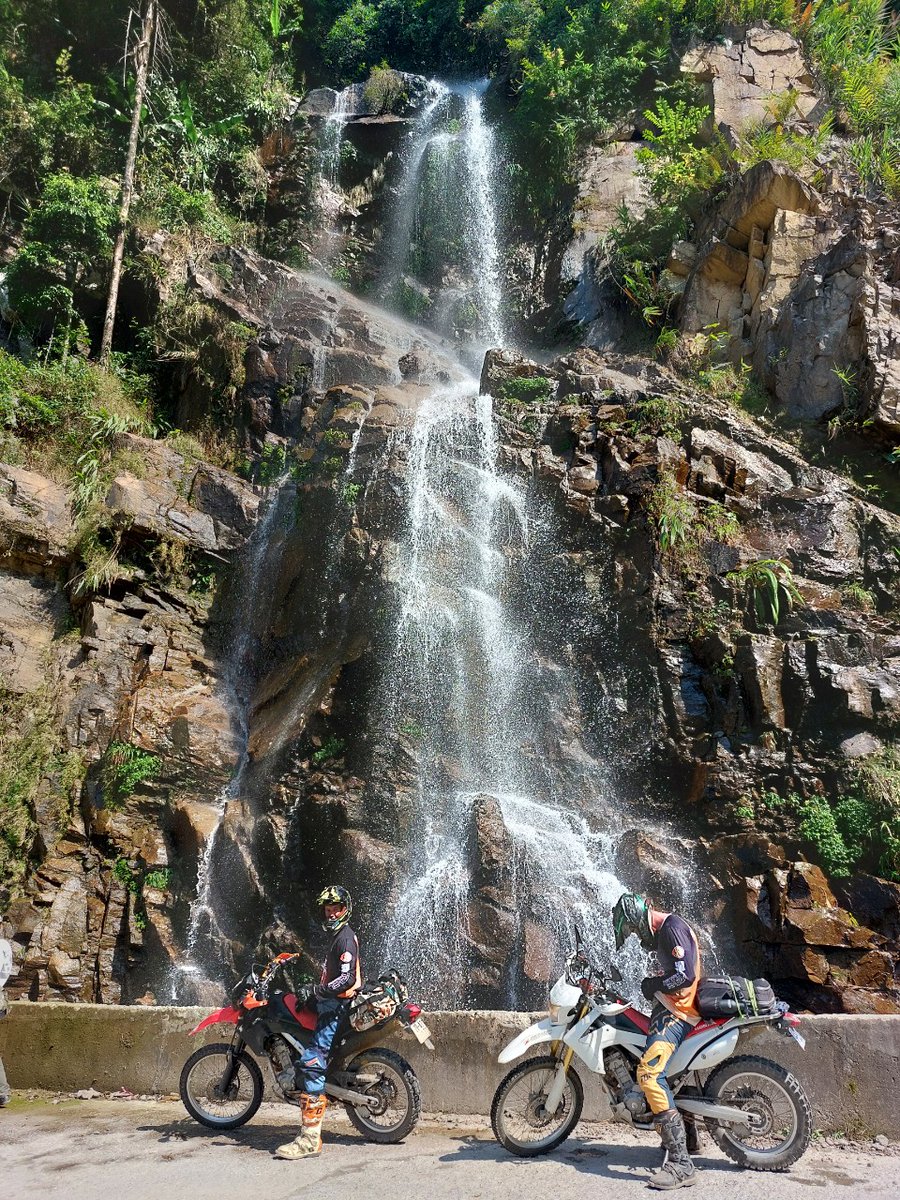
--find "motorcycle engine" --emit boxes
[266,1037,295,1097]
[605,1049,651,1122]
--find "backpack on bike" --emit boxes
[696,975,777,1018]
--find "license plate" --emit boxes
[787,1026,806,1050]
[410,1017,432,1044]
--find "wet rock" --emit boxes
[480,348,546,397]
[614,830,686,909]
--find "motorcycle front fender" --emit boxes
[188,1006,240,1035]
[498,1017,565,1064]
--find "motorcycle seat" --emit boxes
[687,1017,731,1037]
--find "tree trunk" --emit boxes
[99,0,157,366]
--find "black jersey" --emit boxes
[654,913,701,1023]
[320,925,362,999]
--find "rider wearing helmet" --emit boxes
[612,892,701,1191]
[276,884,362,1162]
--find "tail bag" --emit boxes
[696,976,777,1018]
[348,970,409,1032]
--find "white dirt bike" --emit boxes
[491,936,812,1171]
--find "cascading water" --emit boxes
[359,81,654,1005]
[372,374,645,1005]
[378,81,507,360]
[169,478,293,1000]
[179,78,667,1008]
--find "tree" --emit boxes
[100,0,159,365]
[6,174,117,359]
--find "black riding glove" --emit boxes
[641,975,661,1001]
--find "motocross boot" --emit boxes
[648,1109,696,1190]
[275,1093,327,1160]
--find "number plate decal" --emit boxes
[410,1017,432,1044]
[787,1026,806,1050]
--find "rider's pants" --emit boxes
[637,1004,694,1114]
[298,997,346,1097]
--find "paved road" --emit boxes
[2,1099,896,1200]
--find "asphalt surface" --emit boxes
[2,1099,896,1200]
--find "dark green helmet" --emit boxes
[316,884,352,933]
[612,892,654,951]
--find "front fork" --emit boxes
[216,1032,245,1098]
[543,1043,575,1116]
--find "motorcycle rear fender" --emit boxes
[498,1017,566,1064]
[189,1006,240,1035]
[669,1025,739,1074]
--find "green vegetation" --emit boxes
[647,470,740,565]
[99,741,161,810]
[341,480,363,506]
[626,394,688,440]
[842,581,877,612]
[144,866,173,891]
[740,753,900,881]
[727,557,803,626]
[311,735,346,765]
[496,376,554,405]
[0,686,84,899]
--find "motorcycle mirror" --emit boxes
[609,964,623,983]
[573,923,584,949]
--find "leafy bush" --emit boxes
[626,394,688,439]
[648,470,696,553]
[363,66,407,114]
[144,866,172,891]
[797,795,857,877]
[496,376,553,405]
[99,741,160,809]
[312,736,346,765]
[6,173,117,346]
[324,0,379,79]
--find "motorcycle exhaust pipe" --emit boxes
[677,1098,753,1127]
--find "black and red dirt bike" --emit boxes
[180,953,434,1142]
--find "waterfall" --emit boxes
[360,79,647,1005]
[461,83,505,349]
[169,478,293,999]
[378,81,449,300]
[373,374,644,1005]
[321,88,351,184]
[312,86,353,271]
[378,81,506,359]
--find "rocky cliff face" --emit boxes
[3,41,899,1013]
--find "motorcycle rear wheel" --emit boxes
[703,1054,812,1171]
[491,1055,584,1157]
[180,1042,263,1130]
[342,1047,421,1143]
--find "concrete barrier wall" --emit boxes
[1,1003,899,1135]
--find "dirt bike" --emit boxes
[180,953,434,1142]
[491,935,812,1171]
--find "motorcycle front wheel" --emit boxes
[180,1042,264,1130]
[703,1054,812,1171]
[491,1055,584,1157]
[342,1047,422,1143]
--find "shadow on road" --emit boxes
[438,1135,736,1182]
[136,1118,362,1154]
